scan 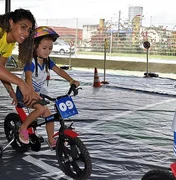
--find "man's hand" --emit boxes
[19,81,41,105]
[9,89,18,105]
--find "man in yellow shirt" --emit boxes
[0,27,15,57]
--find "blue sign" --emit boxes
[55,96,78,119]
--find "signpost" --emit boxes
[101,38,109,84]
[143,41,158,77]
[143,41,150,77]
[69,40,74,70]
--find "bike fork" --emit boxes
[44,138,56,151]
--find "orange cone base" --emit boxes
[93,82,102,87]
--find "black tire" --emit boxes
[56,135,92,180]
[4,113,29,152]
[141,169,175,180]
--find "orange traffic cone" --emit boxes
[93,67,102,87]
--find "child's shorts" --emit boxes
[16,86,23,102]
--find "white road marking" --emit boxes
[25,149,55,156]
[23,155,72,179]
[82,98,176,129]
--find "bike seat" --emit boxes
[17,99,49,109]
[17,102,25,108]
[32,99,50,107]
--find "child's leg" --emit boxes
[19,104,46,143]
[46,121,55,145]
[42,107,55,146]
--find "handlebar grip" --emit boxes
[68,84,77,95]
[40,84,81,101]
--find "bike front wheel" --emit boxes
[56,134,92,180]
[141,169,175,180]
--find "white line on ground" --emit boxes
[23,155,72,179]
[82,98,176,130]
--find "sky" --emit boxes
[0,0,176,29]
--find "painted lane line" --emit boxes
[23,155,72,179]
[82,98,176,129]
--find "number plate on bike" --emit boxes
[55,96,78,118]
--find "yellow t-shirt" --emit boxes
[0,27,15,58]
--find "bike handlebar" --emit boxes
[40,84,82,101]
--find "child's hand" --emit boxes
[70,80,80,87]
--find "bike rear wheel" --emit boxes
[4,113,29,152]
[56,134,92,179]
[141,169,175,180]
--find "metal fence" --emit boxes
[36,17,176,58]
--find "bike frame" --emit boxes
[170,162,176,177]
[1,85,92,180]
[15,96,79,139]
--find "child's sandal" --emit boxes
[19,129,29,144]
[50,139,57,150]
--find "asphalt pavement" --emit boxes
[0,68,176,180]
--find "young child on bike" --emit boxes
[0,8,40,104]
[16,26,80,147]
